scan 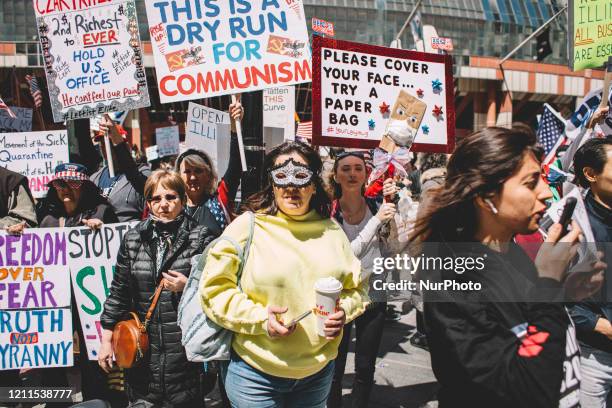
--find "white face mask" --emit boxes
[269,158,314,188]
[386,119,416,148]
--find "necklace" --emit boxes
[341,198,367,225]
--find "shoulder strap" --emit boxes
[143,279,165,329]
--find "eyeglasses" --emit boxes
[147,194,179,204]
[52,179,83,190]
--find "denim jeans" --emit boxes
[328,302,386,408]
[580,344,612,408]
[220,352,335,408]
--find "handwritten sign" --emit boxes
[146,145,159,162]
[0,308,73,370]
[312,17,335,37]
[185,102,231,175]
[264,86,295,140]
[144,0,312,102]
[0,107,33,133]
[34,0,150,122]
[431,37,453,51]
[0,130,69,198]
[312,37,455,152]
[569,0,612,71]
[67,222,134,359]
[156,126,180,157]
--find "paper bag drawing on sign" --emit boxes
[379,90,427,153]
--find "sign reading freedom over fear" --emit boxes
[34,0,150,122]
[312,37,455,152]
[568,0,612,71]
[0,130,69,198]
[145,0,312,102]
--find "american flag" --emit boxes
[0,95,16,119]
[296,121,312,139]
[25,74,43,108]
[537,104,565,159]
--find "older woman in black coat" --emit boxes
[99,169,216,407]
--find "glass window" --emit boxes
[525,1,541,25]
[537,0,551,19]
[481,0,494,21]
[509,0,525,25]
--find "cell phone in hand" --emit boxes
[558,197,577,236]
[283,310,312,328]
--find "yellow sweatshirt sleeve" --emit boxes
[338,237,371,323]
[199,213,269,335]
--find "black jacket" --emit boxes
[424,241,580,408]
[100,215,215,405]
[570,191,612,352]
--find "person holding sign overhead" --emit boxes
[175,99,244,235]
[99,169,216,408]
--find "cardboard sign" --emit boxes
[431,37,453,51]
[67,222,134,359]
[264,86,295,140]
[156,126,180,157]
[312,36,455,152]
[146,145,159,162]
[0,308,73,370]
[312,17,334,37]
[0,107,33,133]
[144,0,312,102]
[0,130,69,198]
[34,0,150,122]
[185,102,231,175]
[568,0,612,71]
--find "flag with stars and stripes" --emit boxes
[537,104,565,159]
[25,74,43,108]
[0,95,16,118]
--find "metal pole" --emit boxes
[499,5,567,66]
[231,94,248,172]
[393,0,423,44]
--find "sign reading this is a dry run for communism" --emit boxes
[145,0,312,103]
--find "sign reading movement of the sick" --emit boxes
[0,130,69,198]
[312,37,455,152]
[67,222,134,360]
[33,0,150,122]
[568,0,612,71]
[145,0,312,102]
[0,228,73,370]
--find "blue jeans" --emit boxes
[220,352,335,408]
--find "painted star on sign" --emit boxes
[368,119,376,129]
[422,125,430,134]
[432,79,443,93]
[417,88,424,98]
[379,102,390,114]
[432,105,443,117]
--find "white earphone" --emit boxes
[484,198,498,214]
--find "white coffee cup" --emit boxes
[314,277,343,337]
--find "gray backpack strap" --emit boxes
[236,211,256,283]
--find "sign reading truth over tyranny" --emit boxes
[144,0,312,102]
[568,0,612,71]
[33,0,150,122]
[312,36,455,152]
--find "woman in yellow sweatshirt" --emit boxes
[200,141,370,407]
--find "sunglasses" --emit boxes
[53,179,83,189]
[335,151,366,161]
[147,194,179,204]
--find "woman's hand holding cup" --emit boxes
[323,309,346,340]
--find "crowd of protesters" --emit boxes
[0,99,610,408]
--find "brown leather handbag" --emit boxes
[112,281,165,368]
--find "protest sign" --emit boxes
[0,229,71,310]
[144,0,312,102]
[67,222,134,359]
[312,37,455,152]
[431,37,453,51]
[0,130,69,198]
[146,145,159,162]
[568,0,612,71]
[264,86,295,140]
[0,107,33,133]
[0,308,73,370]
[312,18,335,37]
[185,102,232,175]
[34,0,150,122]
[156,126,180,157]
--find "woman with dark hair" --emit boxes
[412,126,605,408]
[326,151,398,408]
[569,136,612,408]
[175,100,244,235]
[200,141,370,407]
[38,163,118,227]
[99,170,216,407]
